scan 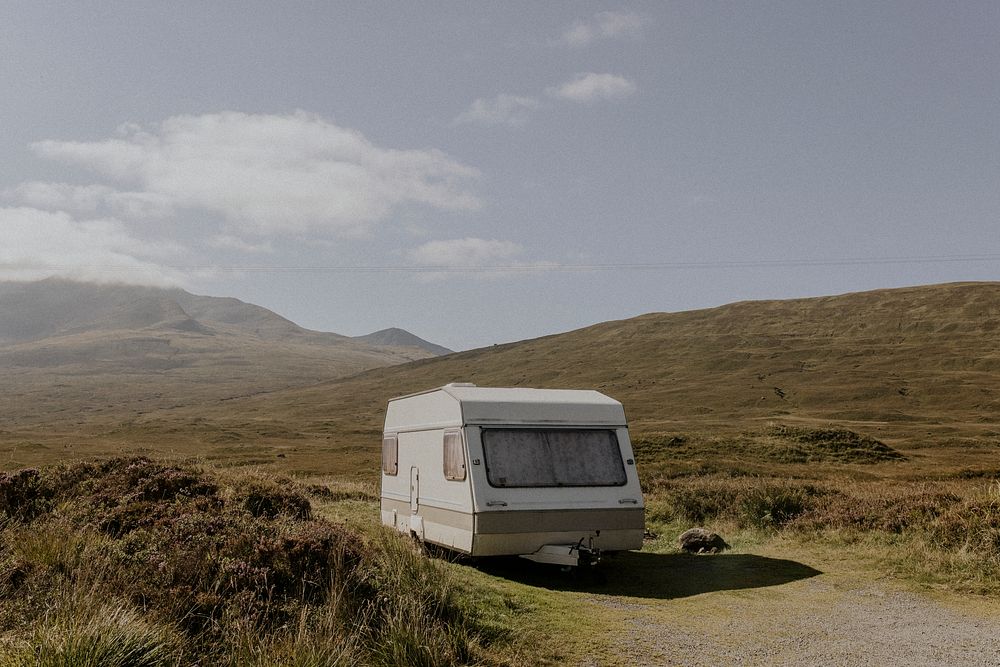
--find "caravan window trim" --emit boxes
[381,434,398,476]
[480,427,627,489]
[443,429,467,481]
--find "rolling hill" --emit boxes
[0,279,448,435]
[353,327,453,356]
[2,281,998,474]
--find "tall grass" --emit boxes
[0,457,523,666]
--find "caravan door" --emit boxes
[409,466,424,539]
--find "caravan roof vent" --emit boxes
[444,382,477,388]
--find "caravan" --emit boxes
[379,383,645,566]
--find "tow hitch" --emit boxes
[519,536,601,568]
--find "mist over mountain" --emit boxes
[0,279,450,427]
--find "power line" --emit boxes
[6,253,1000,274]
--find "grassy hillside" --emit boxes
[2,282,998,475]
[2,283,999,665]
[0,280,438,439]
[117,281,999,474]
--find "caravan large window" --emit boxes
[481,429,626,488]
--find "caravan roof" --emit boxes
[384,384,627,431]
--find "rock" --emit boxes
[678,527,730,554]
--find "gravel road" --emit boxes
[584,562,1000,666]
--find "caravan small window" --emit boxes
[443,430,466,481]
[381,434,398,475]
[481,429,626,488]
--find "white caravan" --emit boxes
[380,383,645,566]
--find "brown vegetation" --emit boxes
[0,458,523,666]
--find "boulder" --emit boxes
[678,527,730,554]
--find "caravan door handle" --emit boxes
[486,500,507,507]
[619,498,639,504]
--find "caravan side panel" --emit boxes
[382,426,475,554]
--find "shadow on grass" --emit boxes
[474,551,822,600]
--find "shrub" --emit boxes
[737,484,818,529]
[766,425,905,463]
[232,477,312,520]
[644,475,823,528]
[0,457,521,666]
[792,485,961,533]
[0,468,49,521]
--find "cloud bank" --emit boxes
[30,111,481,236]
[3,111,557,288]
[0,207,186,286]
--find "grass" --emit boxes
[0,457,533,666]
[2,282,1000,662]
[1,442,999,665]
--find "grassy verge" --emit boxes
[637,428,1000,596]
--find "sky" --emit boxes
[1,2,998,351]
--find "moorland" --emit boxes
[1,280,999,665]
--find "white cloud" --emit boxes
[31,111,481,236]
[407,237,525,266]
[207,234,274,254]
[457,74,634,128]
[557,11,647,48]
[547,73,637,103]
[453,94,541,127]
[5,182,113,213]
[406,237,557,281]
[5,181,178,221]
[0,207,188,286]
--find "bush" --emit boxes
[232,477,312,520]
[0,468,49,521]
[792,485,961,533]
[0,457,520,666]
[644,475,823,528]
[738,484,818,529]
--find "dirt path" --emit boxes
[538,547,1000,666]
[592,578,1000,666]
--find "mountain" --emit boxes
[4,281,999,474]
[0,278,348,345]
[353,328,453,356]
[0,279,443,429]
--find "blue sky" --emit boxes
[1,2,998,350]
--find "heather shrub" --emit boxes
[0,457,520,666]
[0,468,49,521]
[644,475,823,528]
[232,476,312,520]
[792,484,961,533]
[737,484,819,529]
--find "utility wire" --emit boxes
[9,252,1000,274]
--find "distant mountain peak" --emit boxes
[353,328,453,356]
